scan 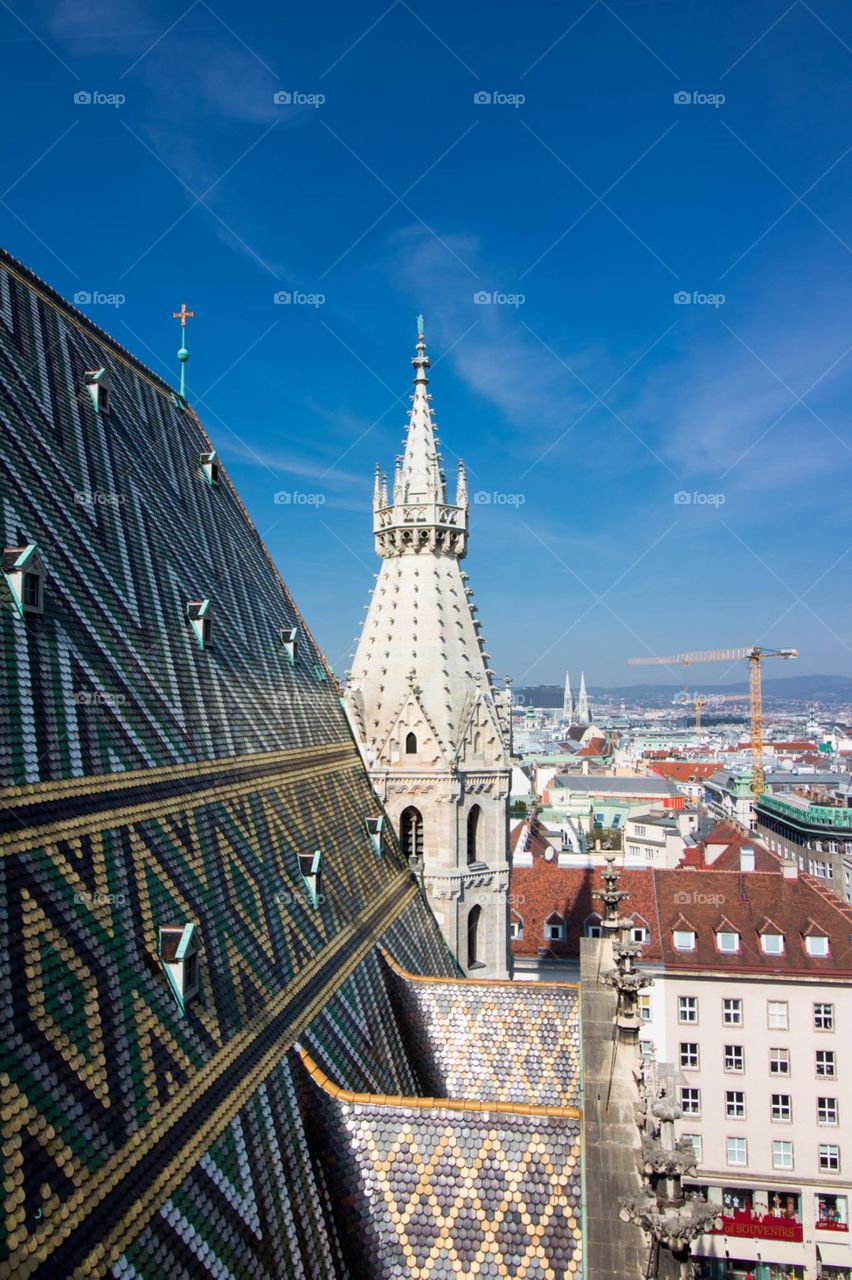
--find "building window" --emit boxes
[818,1097,839,1126]
[816,1049,836,1078]
[680,1042,700,1070]
[84,367,109,414]
[761,932,784,955]
[186,599,212,650]
[723,998,743,1026]
[545,914,564,941]
[726,1137,748,1167]
[814,1002,834,1031]
[2,544,45,618]
[772,1140,794,1170]
[297,851,322,907]
[673,929,696,951]
[467,905,482,969]
[405,731,417,755]
[815,1193,848,1229]
[280,627,299,665]
[678,996,698,1023]
[399,807,423,860]
[725,1090,745,1119]
[635,825,646,836]
[724,1044,745,1073]
[509,916,523,940]
[157,923,201,1014]
[717,930,740,953]
[365,816,383,856]
[767,1001,789,1030]
[199,449,219,485]
[770,1047,790,1075]
[466,805,481,866]
[819,1144,841,1173]
[638,994,651,1022]
[682,1133,702,1163]
[631,925,649,944]
[680,1087,701,1115]
[805,934,830,957]
[771,1093,792,1122]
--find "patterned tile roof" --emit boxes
[299,1048,583,1280]
[0,252,584,1279]
[382,953,581,1108]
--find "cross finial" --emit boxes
[173,303,195,328]
[173,304,195,399]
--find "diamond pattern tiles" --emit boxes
[381,954,581,1107]
[300,1051,583,1280]
[0,250,345,789]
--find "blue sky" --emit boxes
[3,0,852,686]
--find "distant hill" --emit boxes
[516,674,852,708]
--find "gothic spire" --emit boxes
[563,672,574,721]
[577,671,590,725]
[400,319,444,503]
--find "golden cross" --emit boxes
[173,303,195,328]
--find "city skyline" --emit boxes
[3,0,852,682]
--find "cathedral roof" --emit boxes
[0,256,579,1278]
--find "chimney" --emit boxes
[740,845,755,873]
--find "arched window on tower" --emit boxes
[399,807,423,860]
[405,731,417,755]
[467,905,482,969]
[466,805,481,865]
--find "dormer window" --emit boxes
[674,929,696,951]
[157,923,200,1014]
[584,913,603,939]
[761,932,784,955]
[510,914,523,940]
[298,850,322,907]
[84,368,109,414]
[313,664,326,683]
[717,930,740,953]
[280,627,298,665]
[3,544,45,618]
[186,599,211,649]
[199,450,219,486]
[805,934,829,957]
[365,816,383,856]
[545,912,564,941]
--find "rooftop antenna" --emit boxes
[173,302,195,399]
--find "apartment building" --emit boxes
[510,816,852,1277]
[638,845,852,1280]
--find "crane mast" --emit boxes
[628,647,798,798]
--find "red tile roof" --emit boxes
[510,819,852,974]
[650,762,722,784]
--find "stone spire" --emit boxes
[371,322,467,560]
[576,671,590,725]
[563,672,574,721]
[344,319,511,978]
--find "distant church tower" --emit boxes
[563,672,574,721]
[345,321,512,978]
[576,671,590,726]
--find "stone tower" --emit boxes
[563,671,574,721]
[345,322,512,977]
[576,671,590,725]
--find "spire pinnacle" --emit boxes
[412,315,430,384]
[173,303,195,399]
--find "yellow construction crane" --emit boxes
[628,647,798,797]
